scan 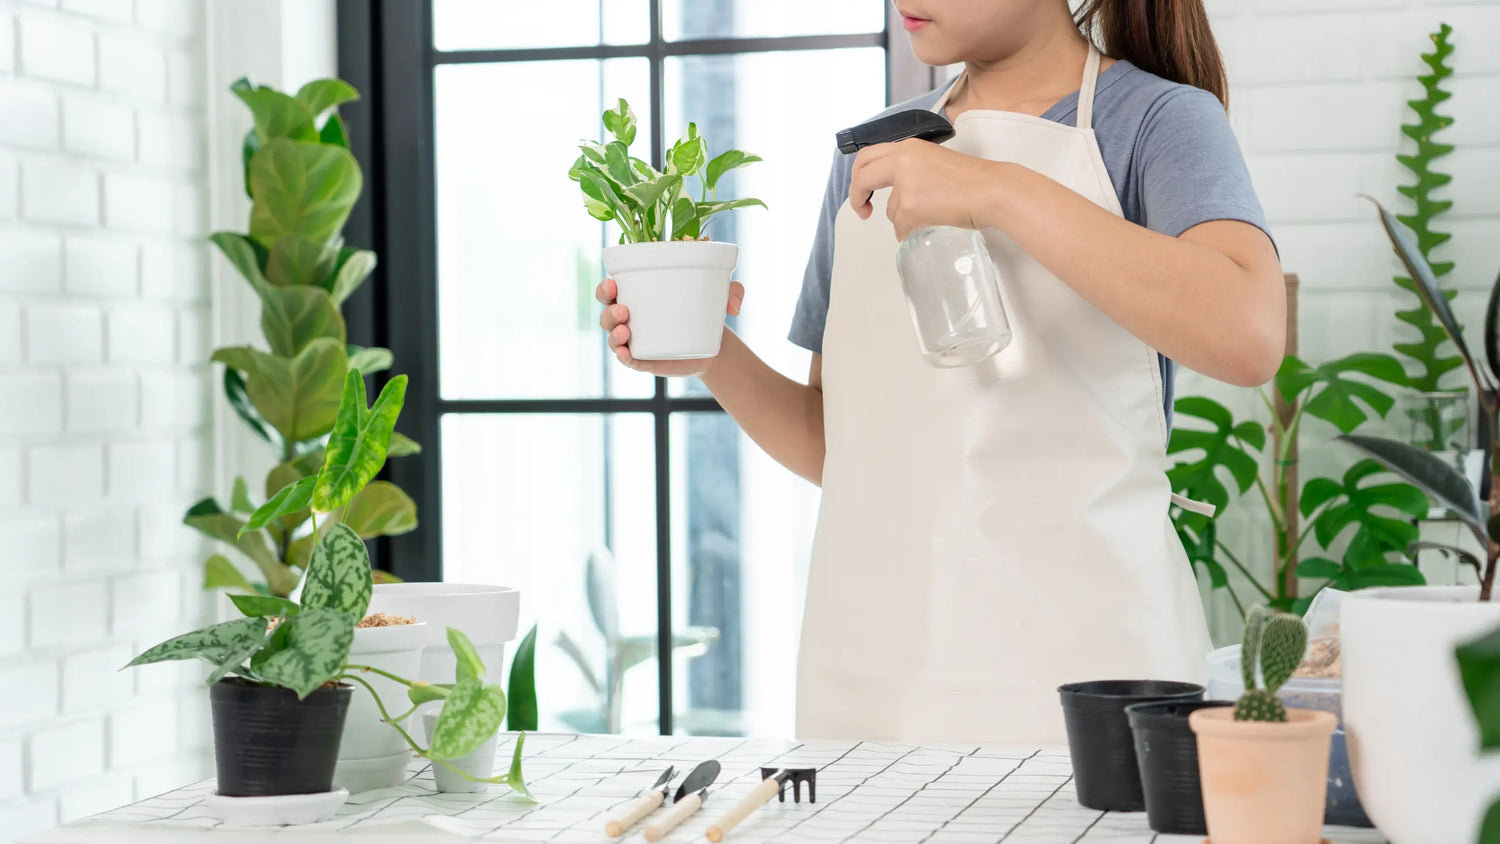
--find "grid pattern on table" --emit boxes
[81,734,1389,843]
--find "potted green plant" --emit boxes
[1333,197,1500,844]
[125,372,530,809]
[1190,606,1336,844]
[1455,622,1500,843]
[190,76,419,600]
[569,99,765,360]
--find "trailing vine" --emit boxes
[1392,23,1459,395]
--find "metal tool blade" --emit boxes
[674,760,722,802]
[651,766,677,790]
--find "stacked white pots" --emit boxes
[1343,585,1500,844]
[333,621,427,793]
[366,584,520,688]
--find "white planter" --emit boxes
[601,240,737,360]
[1343,585,1500,844]
[421,710,499,793]
[367,584,520,688]
[333,622,427,793]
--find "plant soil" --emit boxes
[357,612,417,628]
[1295,636,1341,679]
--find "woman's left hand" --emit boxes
[848,139,1002,240]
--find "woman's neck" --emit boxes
[946,27,1109,120]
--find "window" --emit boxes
[338,0,908,737]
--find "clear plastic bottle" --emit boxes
[895,226,1011,367]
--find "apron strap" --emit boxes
[1076,45,1102,131]
[931,71,961,114]
[1169,492,1217,518]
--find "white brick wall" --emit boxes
[0,0,214,838]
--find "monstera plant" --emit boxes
[187,77,418,598]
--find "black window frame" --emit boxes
[336,0,906,735]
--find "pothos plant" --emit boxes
[568,98,766,243]
[126,371,531,796]
[189,76,419,599]
[1169,350,1425,618]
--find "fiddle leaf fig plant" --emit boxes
[568,98,766,243]
[189,76,420,599]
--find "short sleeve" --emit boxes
[788,150,850,354]
[1136,88,1273,246]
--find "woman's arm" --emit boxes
[849,140,1286,387]
[701,337,826,485]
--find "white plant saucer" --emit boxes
[204,787,349,826]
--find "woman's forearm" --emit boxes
[700,330,826,485]
[977,162,1285,387]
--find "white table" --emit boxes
[25,734,1388,843]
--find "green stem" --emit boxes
[1223,580,1247,621]
[310,510,319,546]
[1215,539,1274,602]
[338,673,427,756]
[343,663,419,687]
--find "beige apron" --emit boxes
[797,47,1213,745]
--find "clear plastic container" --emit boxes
[895,226,1011,367]
[1205,645,1370,827]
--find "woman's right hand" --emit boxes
[597,277,744,378]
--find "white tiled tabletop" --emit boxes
[24,734,1389,843]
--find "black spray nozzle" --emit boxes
[836,109,955,154]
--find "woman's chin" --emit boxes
[907,39,963,69]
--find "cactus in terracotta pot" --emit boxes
[1234,605,1308,723]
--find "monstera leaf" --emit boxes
[300,523,373,620]
[251,607,356,699]
[1338,434,1485,547]
[1167,396,1265,520]
[212,338,348,443]
[312,372,408,513]
[1276,353,1408,433]
[248,138,362,249]
[1300,459,1430,558]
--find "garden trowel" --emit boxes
[643,759,721,842]
[604,765,676,837]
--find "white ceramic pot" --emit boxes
[601,240,737,360]
[367,584,520,688]
[1343,585,1500,844]
[333,622,427,793]
[421,710,499,793]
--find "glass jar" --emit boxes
[894,226,1011,367]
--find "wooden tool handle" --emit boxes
[644,792,702,842]
[605,790,664,837]
[705,778,781,842]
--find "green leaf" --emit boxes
[329,250,376,305]
[223,368,281,451]
[1457,623,1500,753]
[624,173,682,211]
[1296,557,1341,579]
[428,678,506,760]
[506,624,538,732]
[204,554,256,592]
[1337,434,1483,546]
[387,432,422,457]
[126,616,267,668]
[256,283,346,357]
[230,594,301,618]
[232,80,316,143]
[1276,354,1408,433]
[601,98,637,147]
[1301,460,1429,554]
[241,476,316,537]
[670,133,706,176]
[704,149,762,192]
[1479,798,1500,844]
[248,138,362,248]
[408,682,455,706]
[210,232,272,291]
[312,373,408,513]
[241,128,258,201]
[1337,561,1426,590]
[252,607,355,699]
[294,78,359,118]
[670,196,701,241]
[265,234,343,289]
[183,499,293,593]
[230,477,255,514]
[347,346,394,376]
[1167,396,1264,515]
[448,627,487,684]
[340,481,417,538]
[212,338,348,443]
[300,523,373,620]
[604,142,638,187]
[205,627,271,686]
[319,112,349,148]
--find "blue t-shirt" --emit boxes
[788,60,1272,428]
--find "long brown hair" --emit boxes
[1074,0,1228,109]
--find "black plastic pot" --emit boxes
[210,677,353,797]
[1058,680,1204,811]
[1125,699,1231,834]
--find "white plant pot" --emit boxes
[421,711,499,793]
[333,622,427,793]
[601,240,737,360]
[1343,585,1500,844]
[367,584,520,688]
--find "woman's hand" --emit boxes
[848,138,1002,241]
[596,277,745,377]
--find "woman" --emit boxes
[597,0,1284,744]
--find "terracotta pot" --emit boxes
[1190,706,1336,844]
